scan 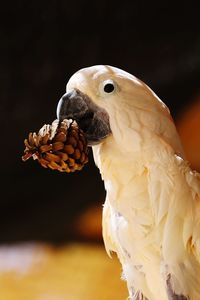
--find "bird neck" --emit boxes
[92,134,176,218]
[92,133,174,180]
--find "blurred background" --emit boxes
[0,1,200,299]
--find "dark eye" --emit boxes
[104,82,115,93]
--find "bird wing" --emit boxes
[102,199,117,257]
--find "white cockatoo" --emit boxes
[56,65,200,300]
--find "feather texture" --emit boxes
[93,135,200,300]
[66,65,200,300]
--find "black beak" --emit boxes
[56,89,111,145]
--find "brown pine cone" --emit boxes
[22,119,89,173]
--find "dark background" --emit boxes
[0,1,200,243]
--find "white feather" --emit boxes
[66,65,200,300]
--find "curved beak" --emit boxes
[56,89,111,145]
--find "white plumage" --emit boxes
[66,65,200,300]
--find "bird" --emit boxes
[56,65,200,300]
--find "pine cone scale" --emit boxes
[40,144,52,153]
[52,142,64,151]
[64,144,75,155]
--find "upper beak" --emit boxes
[56,89,111,145]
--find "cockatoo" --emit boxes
[56,65,200,300]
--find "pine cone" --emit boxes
[22,119,89,173]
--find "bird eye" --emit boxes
[104,82,115,93]
[104,83,115,93]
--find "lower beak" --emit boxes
[56,89,111,145]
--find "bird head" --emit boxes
[57,65,184,156]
